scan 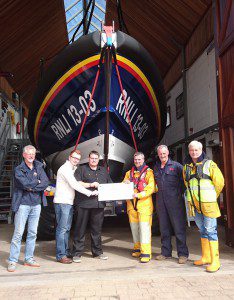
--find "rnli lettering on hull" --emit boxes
[116,90,138,122]
[51,115,72,140]
[50,90,96,140]
[50,89,149,141]
[116,90,149,139]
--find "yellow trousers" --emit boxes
[128,209,152,256]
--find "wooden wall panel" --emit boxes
[0,0,68,108]
[106,0,211,79]
[186,6,214,67]
[215,0,234,246]
[164,6,214,93]
[163,55,182,94]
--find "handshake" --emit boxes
[89,182,99,196]
[91,190,99,196]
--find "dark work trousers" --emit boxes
[156,198,188,258]
[72,207,104,257]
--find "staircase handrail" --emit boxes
[0,117,11,168]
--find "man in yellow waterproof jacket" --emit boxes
[123,152,155,263]
[183,140,224,272]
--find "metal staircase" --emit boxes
[0,139,25,222]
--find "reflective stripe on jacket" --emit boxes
[183,160,224,218]
[186,160,217,203]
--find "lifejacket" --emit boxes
[184,159,217,212]
[130,165,149,192]
[129,165,149,211]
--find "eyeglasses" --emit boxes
[89,157,99,160]
[71,156,80,161]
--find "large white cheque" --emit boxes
[98,182,134,201]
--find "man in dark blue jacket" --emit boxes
[154,145,188,264]
[7,145,49,272]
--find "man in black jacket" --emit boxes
[72,150,112,262]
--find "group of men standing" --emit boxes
[7,141,224,274]
[125,141,224,274]
[123,146,188,264]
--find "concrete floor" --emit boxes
[1,216,234,299]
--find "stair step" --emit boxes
[2,166,15,168]
[4,159,18,161]
[0,217,10,221]
[0,213,11,217]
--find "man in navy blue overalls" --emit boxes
[154,145,189,264]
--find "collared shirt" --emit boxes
[154,159,184,200]
[74,164,112,208]
[54,161,92,205]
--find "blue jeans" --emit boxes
[195,211,218,241]
[9,204,41,263]
[54,203,73,260]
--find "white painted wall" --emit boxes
[160,79,183,146]
[187,48,218,133]
[162,47,218,147]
